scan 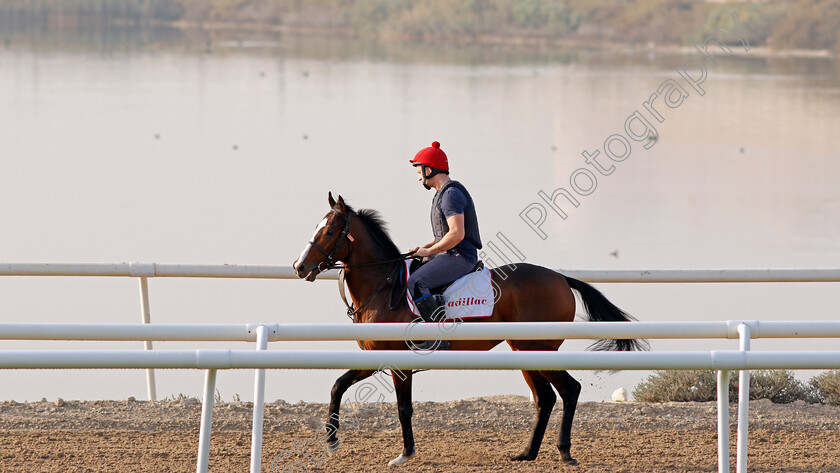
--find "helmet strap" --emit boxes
[422,164,432,190]
[419,164,447,191]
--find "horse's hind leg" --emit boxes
[539,370,581,465]
[325,369,375,450]
[511,370,556,461]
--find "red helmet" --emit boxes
[409,141,449,172]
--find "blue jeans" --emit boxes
[407,251,477,300]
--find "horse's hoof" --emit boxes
[324,437,340,455]
[388,453,414,466]
[559,447,577,465]
[510,453,537,462]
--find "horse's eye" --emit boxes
[326,230,335,236]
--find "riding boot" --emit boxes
[412,294,450,351]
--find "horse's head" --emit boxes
[293,192,355,281]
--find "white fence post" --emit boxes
[138,277,157,401]
[197,369,217,473]
[736,323,752,473]
[250,325,269,473]
[717,370,730,473]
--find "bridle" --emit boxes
[307,210,355,273]
[308,210,416,272]
[306,209,418,319]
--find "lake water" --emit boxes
[1,26,839,403]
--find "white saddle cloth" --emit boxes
[405,261,495,320]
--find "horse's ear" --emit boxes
[328,192,336,208]
[336,195,346,212]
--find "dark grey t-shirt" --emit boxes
[435,185,479,261]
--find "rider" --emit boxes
[408,141,482,348]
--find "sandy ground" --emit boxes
[1,395,839,472]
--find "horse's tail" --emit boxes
[565,276,649,352]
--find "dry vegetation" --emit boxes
[633,369,840,404]
[1,0,839,52]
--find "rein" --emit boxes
[329,252,416,271]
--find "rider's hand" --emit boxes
[413,247,434,258]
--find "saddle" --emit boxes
[387,259,484,310]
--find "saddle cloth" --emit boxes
[403,260,495,320]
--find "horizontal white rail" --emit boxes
[1,349,839,370]
[2,263,840,282]
[561,269,840,283]
[0,262,300,278]
[0,323,262,341]
[4,321,840,341]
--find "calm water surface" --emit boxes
[1,28,839,402]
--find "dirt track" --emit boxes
[1,396,839,472]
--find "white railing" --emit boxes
[2,321,840,473]
[5,262,840,281]
[3,263,840,473]
[3,320,840,341]
[4,262,840,400]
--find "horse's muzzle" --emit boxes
[294,261,320,281]
[304,268,320,281]
[293,260,307,278]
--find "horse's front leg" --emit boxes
[387,370,415,466]
[325,369,375,450]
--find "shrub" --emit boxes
[749,370,818,404]
[509,0,582,35]
[633,370,732,402]
[810,370,840,405]
[695,4,786,49]
[633,369,817,403]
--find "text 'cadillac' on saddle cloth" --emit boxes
[404,260,495,320]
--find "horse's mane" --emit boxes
[344,204,401,258]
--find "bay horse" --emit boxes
[292,193,647,466]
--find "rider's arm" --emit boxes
[428,214,465,254]
[408,239,436,255]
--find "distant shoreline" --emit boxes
[135,19,834,59]
[4,0,839,58]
